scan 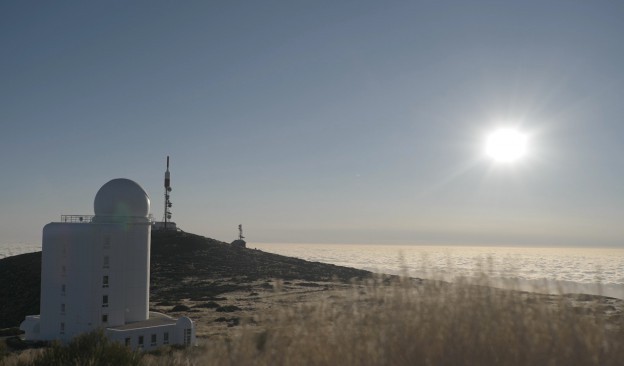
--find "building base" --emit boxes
[20,312,195,351]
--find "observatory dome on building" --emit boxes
[20,178,195,350]
[94,178,150,219]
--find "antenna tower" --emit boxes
[163,156,172,228]
[238,224,245,240]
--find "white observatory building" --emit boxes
[20,178,195,350]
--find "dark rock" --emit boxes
[193,301,220,309]
[214,317,240,327]
[216,305,241,312]
[171,304,191,312]
[227,318,240,327]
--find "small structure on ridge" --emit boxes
[231,224,246,248]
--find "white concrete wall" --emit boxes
[107,324,174,351]
[20,315,40,339]
[174,317,196,347]
[119,225,151,322]
[106,316,196,351]
[40,223,98,341]
[37,218,150,342]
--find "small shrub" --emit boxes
[214,317,240,327]
[170,304,190,312]
[27,330,141,366]
[215,305,241,312]
[5,336,28,350]
[0,327,22,337]
[193,301,220,309]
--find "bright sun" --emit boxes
[485,128,528,163]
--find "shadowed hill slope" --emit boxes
[0,251,41,330]
[0,231,371,328]
[151,231,371,301]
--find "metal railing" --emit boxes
[61,215,94,223]
[61,214,155,223]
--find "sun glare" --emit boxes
[485,128,528,163]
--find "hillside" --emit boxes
[0,252,40,330]
[0,231,371,328]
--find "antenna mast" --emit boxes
[163,156,172,228]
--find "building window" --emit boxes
[103,236,111,249]
[102,295,109,308]
[61,265,66,276]
[151,334,157,346]
[102,275,109,288]
[163,332,169,345]
[61,303,65,314]
[125,337,131,347]
[60,322,65,335]
[61,284,66,295]
[102,314,108,323]
[103,256,109,269]
[138,335,144,348]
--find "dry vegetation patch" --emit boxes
[142,277,624,366]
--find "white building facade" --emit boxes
[20,178,195,350]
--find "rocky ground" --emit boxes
[150,279,357,340]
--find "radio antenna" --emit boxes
[163,156,172,228]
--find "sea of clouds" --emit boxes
[255,243,624,299]
[0,243,41,259]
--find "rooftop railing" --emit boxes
[61,215,94,223]
[60,214,155,223]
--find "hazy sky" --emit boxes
[2,1,624,247]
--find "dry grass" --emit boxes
[144,276,624,366]
[4,275,623,366]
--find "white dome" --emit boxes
[94,178,150,218]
